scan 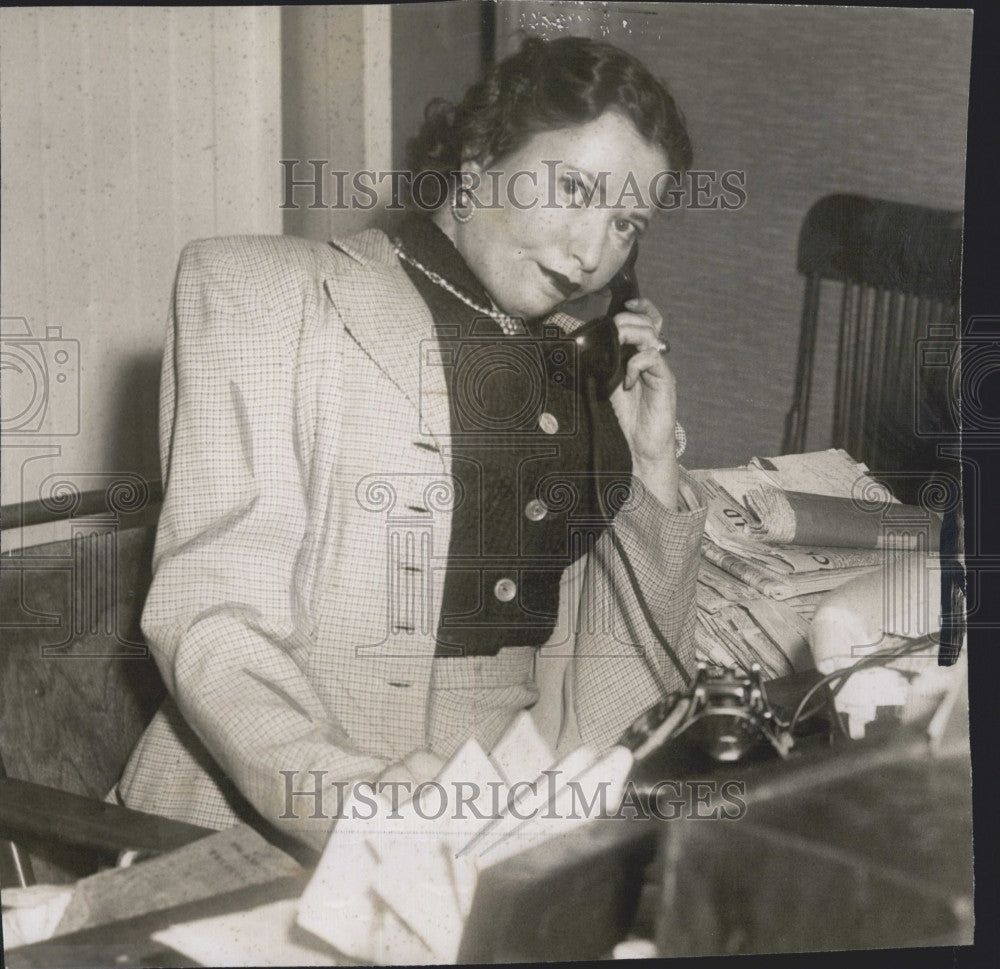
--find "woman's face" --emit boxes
[449,110,669,320]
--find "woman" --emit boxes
[116,36,707,850]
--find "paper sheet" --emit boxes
[152,897,337,967]
[54,823,301,937]
[2,885,74,950]
[296,715,634,965]
[489,710,555,785]
[750,448,894,501]
[297,736,510,964]
[475,746,633,868]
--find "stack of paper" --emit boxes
[295,711,635,964]
[692,449,901,678]
[144,713,633,966]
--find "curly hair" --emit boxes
[406,35,692,204]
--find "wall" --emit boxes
[280,4,392,240]
[2,3,485,550]
[281,1,486,241]
[1,7,282,516]
[390,1,488,171]
[498,1,972,469]
[3,2,972,522]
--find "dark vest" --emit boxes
[395,215,632,656]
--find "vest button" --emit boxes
[524,498,548,521]
[493,577,517,602]
[538,411,559,435]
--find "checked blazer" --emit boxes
[116,230,708,848]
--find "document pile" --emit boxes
[296,711,634,965]
[691,449,938,679]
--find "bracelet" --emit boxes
[674,421,687,459]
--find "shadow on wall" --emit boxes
[107,352,163,489]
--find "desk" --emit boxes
[5,673,818,967]
[654,747,973,956]
[460,691,973,962]
[5,875,308,969]
[9,671,966,967]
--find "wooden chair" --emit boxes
[0,487,212,886]
[781,193,963,506]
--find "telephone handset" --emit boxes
[572,244,692,690]
[572,244,640,399]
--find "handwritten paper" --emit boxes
[54,823,300,936]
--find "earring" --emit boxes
[450,181,474,224]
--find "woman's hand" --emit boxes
[608,296,680,509]
[375,748,446,806]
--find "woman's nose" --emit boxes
[566,221,605,275]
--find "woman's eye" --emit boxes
[613,217,639,238]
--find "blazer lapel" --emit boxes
[321,230,586,452]
[322,230,453,451]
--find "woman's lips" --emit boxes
[538,264,579,300]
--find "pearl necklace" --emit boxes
[392,243,524,336]
[393,244,686,458]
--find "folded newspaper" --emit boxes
[743,487,942,550]
[691,449,918,677]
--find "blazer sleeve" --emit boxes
[141,238,389,849]
[572,470,707,747]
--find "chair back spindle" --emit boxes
[782,193,962,506]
